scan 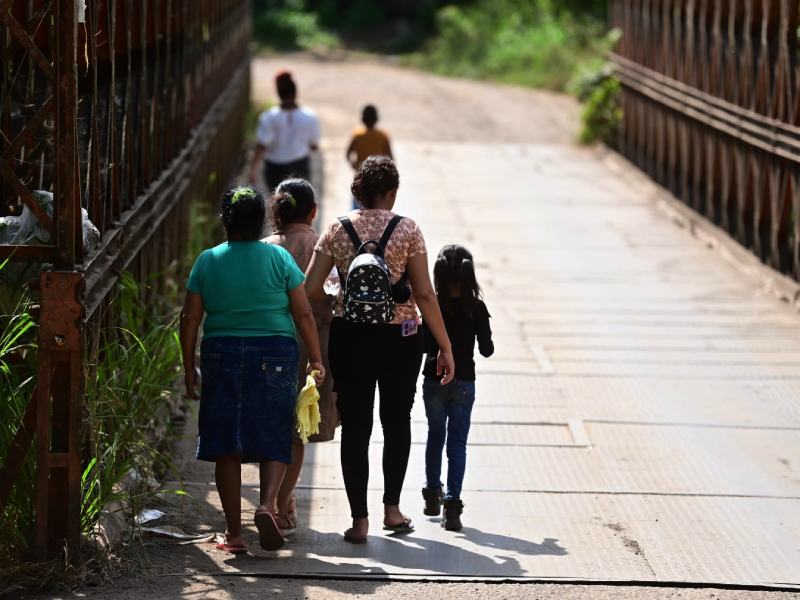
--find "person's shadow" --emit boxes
[454,527,567,557]
[238,528,570,578]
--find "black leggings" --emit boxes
[329,318,424,519]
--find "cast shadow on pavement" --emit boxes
[236,529,568,578]
[454,527,568,557]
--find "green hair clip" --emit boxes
[282,193,297,208]
[230,187,257,205]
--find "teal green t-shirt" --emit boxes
[187,241,305,339]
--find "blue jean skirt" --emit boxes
[197,336,299,464]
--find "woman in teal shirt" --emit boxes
[180,186,324,555]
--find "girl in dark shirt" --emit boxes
[421,245,494,531]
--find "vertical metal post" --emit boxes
[35,273,84,561]
[54,0,79,269]
[34,0,84,563]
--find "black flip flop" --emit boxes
[254,510,285,551]
[383,517,414,534]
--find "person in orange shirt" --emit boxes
[346,106,393,208]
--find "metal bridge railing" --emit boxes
[611,0,800,282]
[0,0,251,561]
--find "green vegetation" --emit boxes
[0,269,186,592]
[415,0,608,91]
[573,64,622,145]
[80,273,184,539]
[0,171,222,592]
[252,0,608,89]
[251,0,620,144]
[0,263,37,565]
[252,0,338,51]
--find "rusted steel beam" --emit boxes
[0,8,54,79]
[612,0,800,280]
[82,62,249,318]
[2,96,54,161]
[0,244,57,261]
[0,159,56,233]
[54,0,79,268]
[613,55,800,164]
[1,0,251,564]
[30,0,83,563]
[34,271,84,562]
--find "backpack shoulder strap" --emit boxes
[338,216,362,252]
[378,215,405,251]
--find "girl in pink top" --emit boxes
[264,178,338,534]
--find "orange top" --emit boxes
[348,127,392,169]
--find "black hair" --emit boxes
[269,178,316,233]
[220,185,266,241]
[351,156,399,208]
[362,104,378,128]
[433,245,482,317]
[276,71,297,102]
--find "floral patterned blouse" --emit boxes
[315,209,427,325]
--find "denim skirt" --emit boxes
[197,336,299,464]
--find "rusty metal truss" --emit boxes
[0,0,251,562]
[611,0,800,281]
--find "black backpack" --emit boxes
[338,215,408,324]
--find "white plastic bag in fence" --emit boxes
[0,190,101,251]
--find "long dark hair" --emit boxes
[269,178,316,233]
[220,185,265,240]
[433,244,482,317]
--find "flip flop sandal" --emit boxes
[214,541,248,555]
[254,510,285,551]
[343,528,368,544]
[275,512,297,536]
[383,517,414,534]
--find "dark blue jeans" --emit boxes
[198,336,298,464]
[423,377,476,499]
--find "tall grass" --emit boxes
[81,272,184,536]
[0,259,38,564]
[0,265,185,589]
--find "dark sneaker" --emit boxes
[422,485,443,517]
[442,496,464,531]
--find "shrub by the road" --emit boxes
[417,0,608,91]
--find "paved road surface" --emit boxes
[52,54,800,599]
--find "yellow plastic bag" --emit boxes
[296,371,321,444]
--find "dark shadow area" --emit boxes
[252,0,447,54]
[223,527,568,579]
[454,528,567,557]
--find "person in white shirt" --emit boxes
[249,71,321,194]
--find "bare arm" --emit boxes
[179,292,204,399]
[289,285,325,385]
[305,251,335,302]
[407,253,455,384]
[476,301,495,358]
[248,144,266,185]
